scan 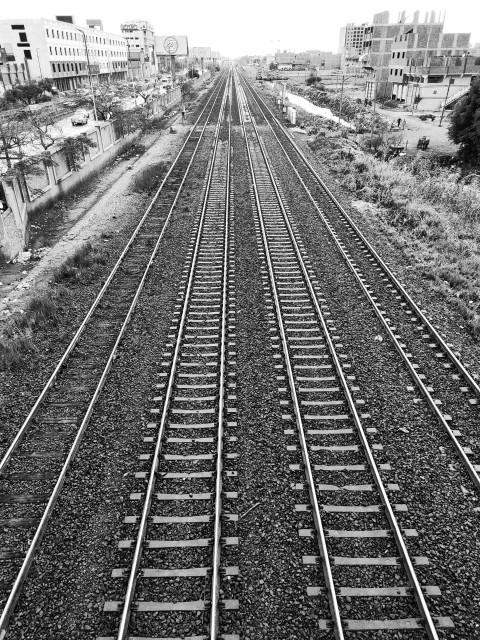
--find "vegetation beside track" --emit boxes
[302,124,480,338]
[0,243,107,370]
[131,161,170,196]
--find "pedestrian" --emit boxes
[181,104,186,123]
[402,119,406,130]
[397,117,401,128]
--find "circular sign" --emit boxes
[164,36,179,54]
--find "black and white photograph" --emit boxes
[0,1,479,638]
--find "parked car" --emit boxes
[71,109,90,126]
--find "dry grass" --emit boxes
[1,242,108,370]
[0,286,68,370]
[131,161,169,196]
[308,131,480,337]
[53,243,107,284]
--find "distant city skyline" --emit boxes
[3,1,479,58]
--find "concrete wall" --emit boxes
[0,85,182,260]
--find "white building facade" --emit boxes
[0,17,128,92]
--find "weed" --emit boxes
[0,334,36,370]
[0,285,69,370]
[53,243,106,283]
[310,132,480,339]
[131,161,169,196]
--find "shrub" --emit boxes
[0,286,68,370]
[53,243,106,283]
[132,161,169,196]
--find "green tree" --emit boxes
[448,79,480,165]
[1,80,54,107]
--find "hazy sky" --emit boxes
[5,1,480,58]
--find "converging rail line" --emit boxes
[235,69,452,638]
[98,71,238,640]
[0,72,229,638]
[239,71,480,494]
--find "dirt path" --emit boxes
[376,106,458,155]
[0,115,191,319]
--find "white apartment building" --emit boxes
[120,20,157,80]
[0,17,128,92]
[338,22,366,69]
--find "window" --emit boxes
[49,46,52,54]
[62,63,66,71]
[24,50,32,60]
[19,32,27,42]
[52,63,56,71]
[11,24,25,30]
[46,28,50,37]
[55,47,57,54]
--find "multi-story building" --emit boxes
[0,16,128,92]
[120,20,157,80]
[389,29,477,110]
[362,10,447,99]
[338,23,367,69]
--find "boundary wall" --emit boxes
[0,84,186,260]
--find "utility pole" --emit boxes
[369,81,377,144]
[126,42,136,102]
[439,77,454,126]
[75,27,98,121]
[338,74,345,126]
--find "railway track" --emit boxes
[239,72,480,494]
[236,70,453,637]
[0,72,229,638]
[98,71,238,640]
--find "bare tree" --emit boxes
[17,106,63,151]
[0,116,32,169]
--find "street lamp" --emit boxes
[74,26,98,121]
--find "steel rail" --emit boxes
[241,74,480,493]
[236,70,440,640]
[209,71,232,640]
[0,74,231,640]
[0,72,227,476]
[115,72,231,640]
[242,73,480,400]
[236,72,343,640]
